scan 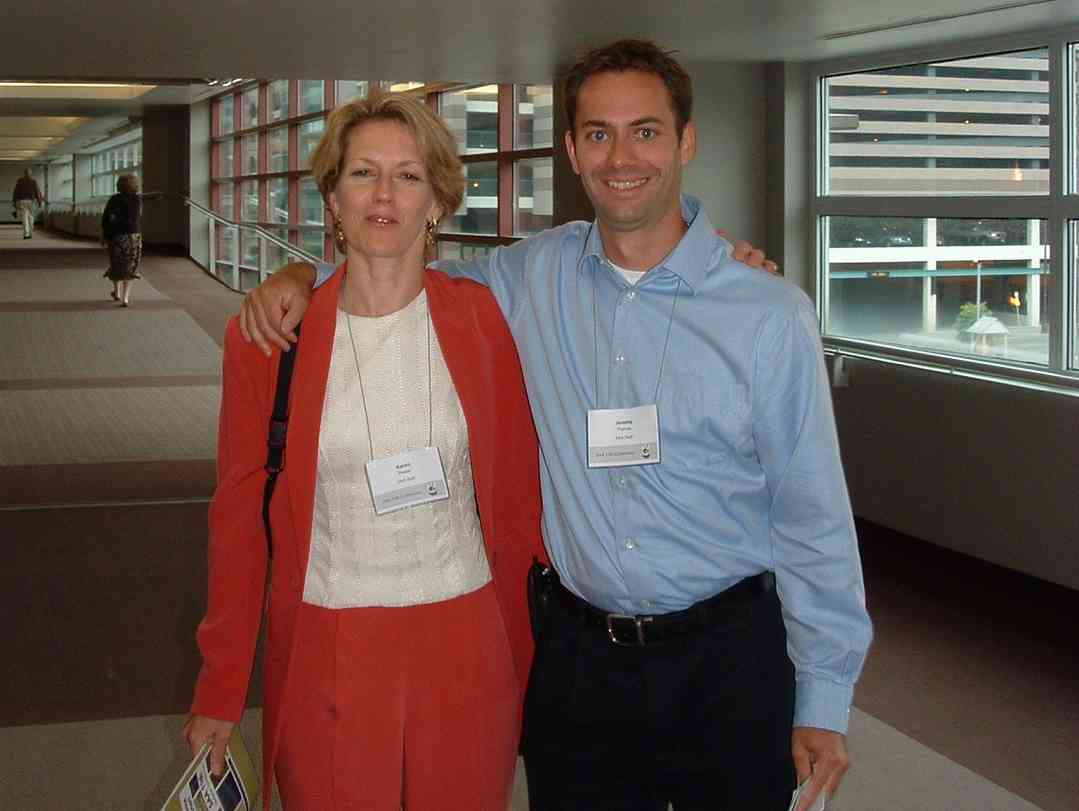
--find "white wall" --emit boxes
[831,359,1079,589]
[73,154,93,206]
[551,61,769,247]
[188,99,211,269]
[681,61,766,249]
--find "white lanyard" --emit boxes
[344,296,450,514]
[583,233,682,468]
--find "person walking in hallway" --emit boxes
[101,174,143,307]
[12,169,43,239]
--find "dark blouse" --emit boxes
[101,193,142,240]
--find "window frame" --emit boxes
[811,24,1079,394]
[209,80,555,269]
[88,131,143,203]
[438,83,555,254]
[211,79,334,269]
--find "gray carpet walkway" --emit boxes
[0,233,233,504]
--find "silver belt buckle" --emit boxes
[606,613,651,646]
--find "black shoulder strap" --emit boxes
[262,323,301,559]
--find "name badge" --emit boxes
[587,404,660,468]
[365,446,449,515]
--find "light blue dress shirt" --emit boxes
[315,195,872,733]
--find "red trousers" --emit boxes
[275,583,520,810]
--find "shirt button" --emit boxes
[625,290,637,301]
[614,352,627,366]
[624,538,636,550]
[641,599,654,609]
[617,475,628,487]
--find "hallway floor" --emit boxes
[2,227,1075,810]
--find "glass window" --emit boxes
[300,176,324,225]
[299,119,324,169]
[1073,45,1079,193]
[268,80,289,122]
[823,48,1049,196]
[337,80,369,104]
[241,230,261,268]
[515,85,554,149]
[300,228,325,258]
[442,86,499,155]
[216,140,235,178]
[514,157,553,236]
[216,226,236,272]
[1073,221,1079,370]
[823,216,1050,366]
[218,94,235,135]
[299,80,324,114]
[241,133,258,175]
[437,242,493,262]
[269,177,289,224]
[268,126,289,173]
[241,86,259,129]
[443,161,498,235]
[265,227,291,269]
[241,180,259,222]
[215,182,234,218]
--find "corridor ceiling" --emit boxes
[0,0,1074,160]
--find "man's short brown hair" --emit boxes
[561,39,693,139]
[310,92,464,224]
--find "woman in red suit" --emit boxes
[184,92,544,810]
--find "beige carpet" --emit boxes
[0,238,224,506]
[0,310,221,381]
[0,385,220,465]
[0,268,168,302]
[0,708,1046,811]
[0,225,98,250]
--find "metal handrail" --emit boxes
[143,191,324,266]
[137,190,325,293]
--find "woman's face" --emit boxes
[329,119,441,264]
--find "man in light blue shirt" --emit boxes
[240,39,870,811]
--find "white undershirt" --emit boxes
[302,291,491,608]
[609,260,647,286]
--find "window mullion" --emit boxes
[497,84,515,238]
[1045,41,1067,370]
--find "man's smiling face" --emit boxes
[566,69,695,236]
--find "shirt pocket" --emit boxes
[659,373,749,469]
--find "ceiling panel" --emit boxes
[0,0,1073,86]
[0,116,87,161]
[0,0,1073,163]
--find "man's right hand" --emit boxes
[239,262,318,355]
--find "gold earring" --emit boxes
[425,218,438,249]
[333,215,346,252]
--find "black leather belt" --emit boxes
[554,572,775,647]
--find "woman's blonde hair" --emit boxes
[117,173,140,194]
[310,92,464,229]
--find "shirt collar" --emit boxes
[578,195,728,294]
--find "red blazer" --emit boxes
[192,267,545,805]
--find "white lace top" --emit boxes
[302,291,492,608]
